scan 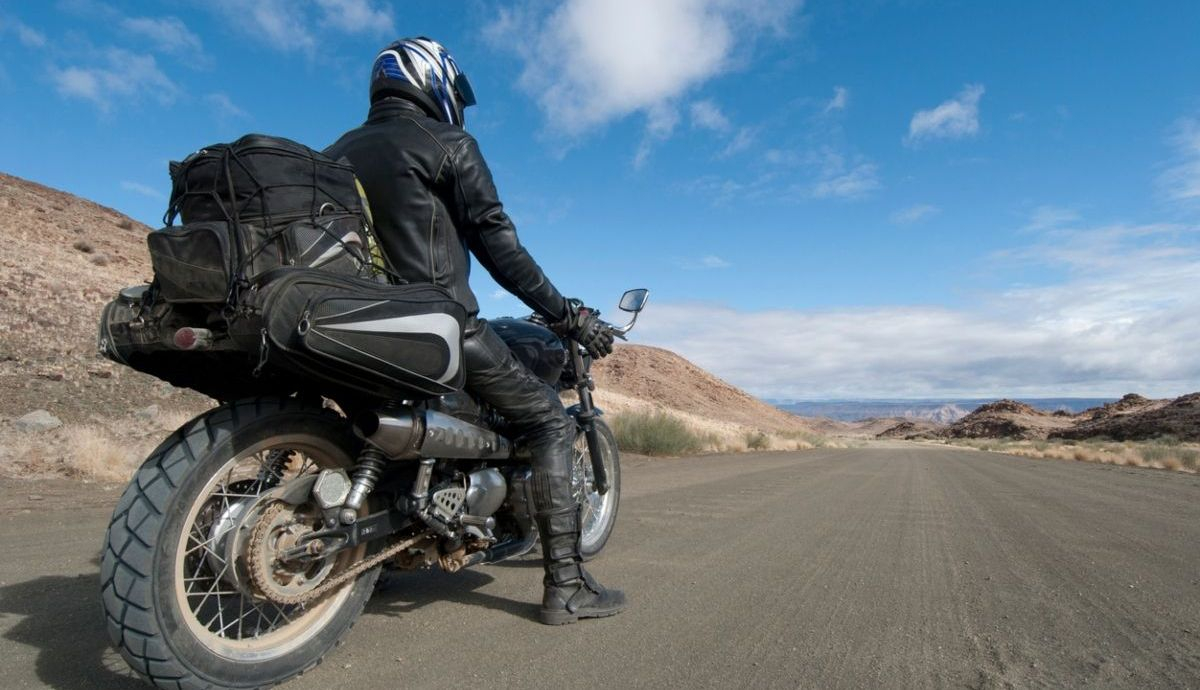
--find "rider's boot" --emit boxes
[534,503,627,625]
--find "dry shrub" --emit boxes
[744,430,770,451]
[945,437,1198,474]
[63,425,144,482]
[611,410,716,456]
[1179,448,1200,470]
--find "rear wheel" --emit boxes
[100,398,379,689]
[571,419,621,560]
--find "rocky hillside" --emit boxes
[0,173,209,423]
[591,344,814,434]
[937,394,1200,442]
[1052,393,1199,441]
[874,419,946,439]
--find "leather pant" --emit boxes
[462,321,576,515]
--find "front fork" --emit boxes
[569,341,610,495]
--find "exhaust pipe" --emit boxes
[356,408,512,460]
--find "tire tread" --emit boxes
[100,397,361,690]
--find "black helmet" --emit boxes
[369,37,476,127]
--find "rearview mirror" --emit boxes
[619,288,649,313]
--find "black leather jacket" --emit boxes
[325,98,568,323]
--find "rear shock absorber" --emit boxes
[339,447,386,524]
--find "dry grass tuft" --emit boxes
[62,425,145,482]
[610,410,718,456]
[0,407,202,482]
[943,437,1199,474]
[744,430,770,451]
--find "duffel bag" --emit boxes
[147,134,384,305]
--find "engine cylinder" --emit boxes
[466,468,507,517]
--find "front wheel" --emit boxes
[571,419,621,560]
[100,398,379,690]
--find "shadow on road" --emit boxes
[0,571,143,689]
[0,564,538,689]
[368,567,540,622]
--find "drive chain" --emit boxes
[247,501,425,607]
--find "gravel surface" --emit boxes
[1,445,1198,689]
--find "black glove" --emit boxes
[558,298,614,359]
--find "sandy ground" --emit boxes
[1,444,1199,689]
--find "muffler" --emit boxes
[355,408,512,460]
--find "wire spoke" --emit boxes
[175,444,349,643]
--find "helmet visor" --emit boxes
[454,73,477,108]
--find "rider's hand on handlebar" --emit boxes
[558,298,615,359]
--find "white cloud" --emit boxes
[13,19,46,48]
[690,99,730,131]
[633,103,681,168]
[491,288,510,300]
[1023,204,1081,232]
[810,150,879,199]
[121,16,204,57]
[210,0,392,52]
[205,92,248,119]
[52,48,177,112]
[120,180,164,199]
[906,83,984,145]
[684,146,881,204]
[223,0,314,52]
[1159,117,1200,203]
[487,0,802,139]
[679,255,732,270]
[719,127,757,157]
[890,204,940,224]
[823,85,848,113]
[313,0,394,35]
[637,222,1200,398]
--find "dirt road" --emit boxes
[2,446,1199,688]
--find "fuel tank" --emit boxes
[489,317,567,387]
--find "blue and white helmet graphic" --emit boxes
[370,37,476,127]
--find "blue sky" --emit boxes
[2,1,1199,399]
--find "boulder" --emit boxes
[14,409,63,432]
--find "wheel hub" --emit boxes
[246,503,335,602]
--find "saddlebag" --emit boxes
[238,268,468,400]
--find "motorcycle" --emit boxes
[99,287,649,689]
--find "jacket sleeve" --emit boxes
[448,135,568,322]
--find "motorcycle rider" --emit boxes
[325,37,626,625]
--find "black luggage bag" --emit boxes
[147,134,380,304]
[235,268,468,400]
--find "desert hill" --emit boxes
[590,344,813,434]
[935,393,1200,442]
[1052,393,1199,441]
[874,419,946,439]
[0,172,210,423]
[797,416,946,439]
[0,173,816,479]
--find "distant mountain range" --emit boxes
[769,398,1116,423]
